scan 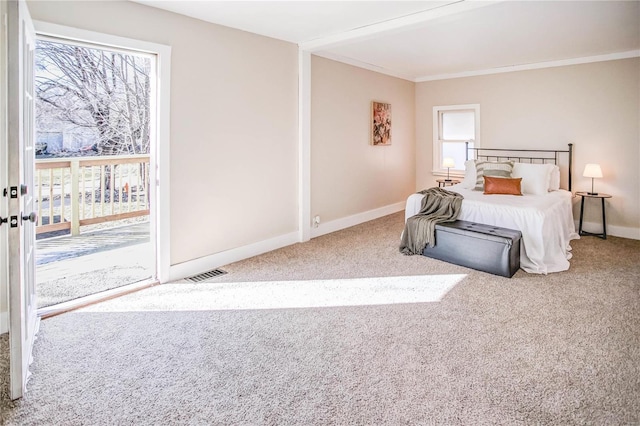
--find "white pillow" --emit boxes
[512,162,555,195]
[462,160,476,189]
[549,165,560,191]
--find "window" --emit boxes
[433,104,480,176]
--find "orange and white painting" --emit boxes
[371,101,391,146]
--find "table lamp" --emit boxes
[443,157,455,182]
[583,163,602,195]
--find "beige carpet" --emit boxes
[1,212,639,425]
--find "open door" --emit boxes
[5,0,38,400]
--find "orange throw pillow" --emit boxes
[483,176,523,195]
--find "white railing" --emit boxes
[35,154,150,236]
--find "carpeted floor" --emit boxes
[1,212,639,425]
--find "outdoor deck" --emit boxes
[36,222,153,309]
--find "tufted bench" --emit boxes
[422,220,522,278]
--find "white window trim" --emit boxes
[432,104,480,177]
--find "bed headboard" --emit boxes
[465,143,574,191]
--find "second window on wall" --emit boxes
[433,104,480,176]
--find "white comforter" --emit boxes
[405,185,579,274]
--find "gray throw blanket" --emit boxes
[399,187,464,255]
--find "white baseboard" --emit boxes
[576,220,640,240]
[310,201,405,239]
[168,201,410,282]
[0,311,7,334]
[0,312,9,334]
[168,231,299,282]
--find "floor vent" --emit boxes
[185,269,228,283]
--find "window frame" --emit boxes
[432,104,480,177]
[34,20,172,283]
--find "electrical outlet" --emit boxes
[313,215,320,227]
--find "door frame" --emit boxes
[1,0,10,334]
[32,20,172,284]
[4,0,39,400]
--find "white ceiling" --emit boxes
[133,0,640,82]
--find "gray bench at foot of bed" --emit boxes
[422,220,522,278]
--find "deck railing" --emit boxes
[35,154,150,236]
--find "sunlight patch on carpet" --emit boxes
[81,275,466,312]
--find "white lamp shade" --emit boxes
[442,157,456,169]
[583,163,603,179]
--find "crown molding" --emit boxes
[314,50,640,84]
[415,50,640,82]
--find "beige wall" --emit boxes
[416,58,640,236]
[311,56,415,224]
[27,1,299,265]
[18,1,640,281]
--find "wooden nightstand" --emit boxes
[436,179,460,188]
[576,192,612,239]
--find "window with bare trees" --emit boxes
[35,39,152,157]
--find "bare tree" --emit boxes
[35,40,151,155]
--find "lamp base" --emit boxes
[587,192,598,195]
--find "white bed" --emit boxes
[405,185,579,274]
[406,145,579,274]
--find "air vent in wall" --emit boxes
[185,269,228,283]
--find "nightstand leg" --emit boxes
[601,197,607,240]
[579,196,585,235]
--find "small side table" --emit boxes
[437,179,460,188]
[576,192,612,239]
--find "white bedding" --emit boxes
[405,184,579,274]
